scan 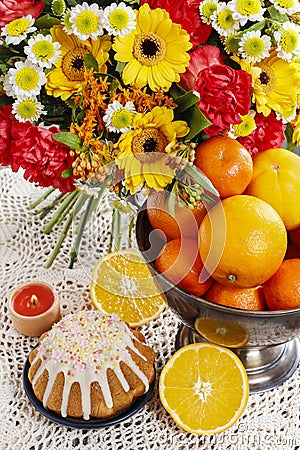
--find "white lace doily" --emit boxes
[0,169,299,450]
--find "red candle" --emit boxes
[8,282,61,337]
[12,284,54,316]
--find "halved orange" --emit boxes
[194,317,250,348]
[159,343,249,435]
[90,250,167,327]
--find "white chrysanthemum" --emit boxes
[103,100,136,133]
[3,60,47,98]
[199,0,219,24]
[12,97,45,123]
[268,0,300,15]
[102,2,136,37]
[211,2,240,37]
[239,30,271,63]
[229,0,266,27]
[61,9,73,35]
[1,15,36,45]
[24,34,61,69]
[69,2,104,41]
[273,22,300,62]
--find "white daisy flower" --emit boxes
[239,30,271,63]
[24,34,61,69]
[229,0,266,27]
[61,9,74,35]
[3,60,47,98]
[69,2,104,41]
[273,22,300,62]
[210,2,240,37]
[1,15,36,45]
[103,100,136,133]
[199,0,219,24]
[103,2,136,37]
[12,97,45,123]
[268,0,300,15]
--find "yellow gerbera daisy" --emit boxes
[234,49,300,119]
[46,25,111,100]
[115,106,189,193]
[112,3,192,92]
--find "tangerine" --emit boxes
[263,259,300,310]
[245,148,300,230]
[147,190,207,240]
[199,195,287,288]
[204,282,266,311]
[155,238,213,297]
[194,136,253,198]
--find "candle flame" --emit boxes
[31,294,38,306]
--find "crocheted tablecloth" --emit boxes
[1,169,299,450]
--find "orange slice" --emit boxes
[90,250,167,327]
[194,317,250,348]
[159,343,249,435]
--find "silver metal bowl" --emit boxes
[136,207,300,393]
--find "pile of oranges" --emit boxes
[147,136,300,311]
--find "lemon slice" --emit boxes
[90,250,167,327]
[194,317,250,348]
[159,343,249,435]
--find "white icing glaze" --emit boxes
[30,311,151,420]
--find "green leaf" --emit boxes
[284,124,295,151]
[172,91,201,113]
[268,5,288,21]
[85,53,99,71]
[52,132,87,151]
[182,105,211,140]
[62,167,73,178]
[35,14,61,29]
[0,95,12,106]
[183,164,219,197]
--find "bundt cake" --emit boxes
[27,310,155,420]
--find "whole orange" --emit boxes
[147,190,207,240]
[155,238,213,297]
[194,136,253,198]
[205,282,266,311]
[263,259,300,310]
[199,195,287,288]
[289,226,300,251]
[245,148,300,230]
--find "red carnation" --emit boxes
[0,104,20,171]
[10,122,75,194]
[237,112,286,155]
[0,0,44,28]
[140,0,211,47]
[180,46,252,136]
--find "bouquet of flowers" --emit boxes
[0,0,299,267]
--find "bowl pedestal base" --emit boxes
[175,324,300,393]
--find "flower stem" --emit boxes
[43,190,79,234]
[69,196,94,269]
[110,207,122,252]
[28,187,56,210]
[44,193,87,268]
